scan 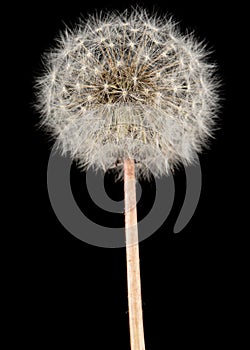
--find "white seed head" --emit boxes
[35,8,219,179]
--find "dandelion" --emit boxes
[35,8,219,350]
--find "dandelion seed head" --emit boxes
[35,8,219,179]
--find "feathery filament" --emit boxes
[36,9,219,178]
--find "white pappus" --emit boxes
[35,8,219,179]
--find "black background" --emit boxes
[10,0,244,348]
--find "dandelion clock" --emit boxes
[35,8,219,350]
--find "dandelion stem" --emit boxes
[124,158,146,350]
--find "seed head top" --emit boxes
[36,8,219,178]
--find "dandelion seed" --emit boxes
[130,27,139,33]
[132,76,137,85]
[128,41,135,49]
[103,83,109,91]
[122,89,128,97]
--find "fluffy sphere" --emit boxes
[36,9,219,178]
